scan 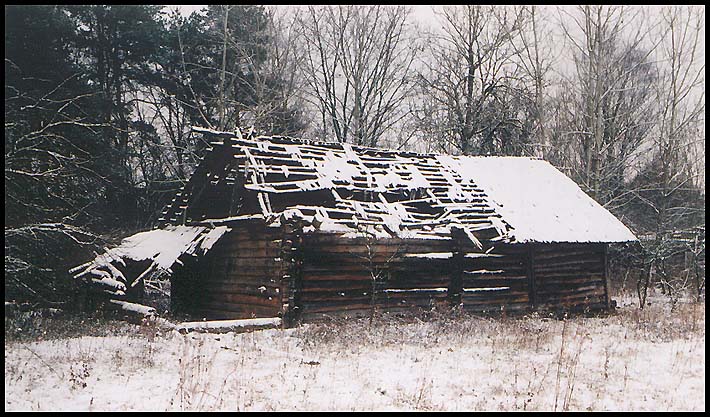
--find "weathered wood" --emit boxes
[191,305,281,320]
[448,228,466,306]
[176,317,282,334]
[603,244,611,310]
[201,287,281,300]
[201,292,281,307]
[280,218,304,326]
[176,219,613,320]
[527,244,537,308]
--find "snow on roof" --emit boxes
[158,127,636,245]
[70,225,230,297]
[438,156,638,243]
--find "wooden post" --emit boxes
[280,218,303,327]
[603,244,612,310]
[526,244,537,309]
[449,227,466,308]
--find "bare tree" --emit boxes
[247,6,309,135]
[553,6,661,206]
[297,5,419,147]
[513,6,557,157]
[353,226,401,324]
[414,5,532,156]
[632,6,705,306]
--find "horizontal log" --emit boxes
[535,301,608,312]
[208,263,281,274]
[533,265,605,275]
[536,286,606,299]
[533,270,604,279]
[191,301,281,317]
[385,277,453,287]
[214,244,281,255]
[461,281,528,291]
[462,274,528,282]
[540,243,604,252]
[300,301,375,313]
[463,302,531,313]
[300,293,372,303]
[302,264,372,273]
[200,284,282,298]
[533,258,604,271]
[303,234,450,246]
[532,250,604,262]
[536,280,604,291]
[189,309,250,320]
[219,223,278,233]
[303,273,375,282]
[464,298,531,307]
[200,292,282,308]
[214,248,281,259]
[536,295,606,307]
[462,289,529,299]
[381,299,439,309]
[461,258,525,268]
[301,280,373,291]
[201,272,282,282]
[301,243,412,254]
[301,252,458,266]
[536,282,605,293]
[176,317,282,334]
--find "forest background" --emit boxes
[4,5,705,308]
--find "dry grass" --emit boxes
[4,292,705,411]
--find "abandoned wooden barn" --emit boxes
[70,127,637,323]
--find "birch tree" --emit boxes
[554,5,661,207]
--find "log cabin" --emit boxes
[71,127,638,324]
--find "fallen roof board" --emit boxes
[70,225,231,296]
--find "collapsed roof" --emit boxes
[159,127,637,244]
[70,126,637,302]
[70,225,230,298]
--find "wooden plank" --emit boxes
[533,258,606,271]
[463,302,530,313]
[200,284,282,298]
[200,292,281,307]
[300,293,372,303]
[535,269,604,279]
[192,299,281,314]
[533,265,605,275]
[461,295,530,305]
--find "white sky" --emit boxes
[167,4,704,186]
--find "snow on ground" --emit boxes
[4,296,705,411]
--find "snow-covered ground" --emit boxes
[4,296,705,411]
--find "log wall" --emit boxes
[298,233,453,319]
[173,226,610,322]
[458,243,532,313]
[531,243,608,311]
[172,221,284,319]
